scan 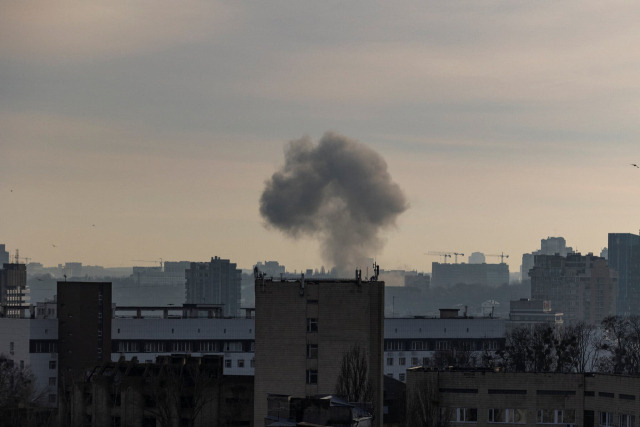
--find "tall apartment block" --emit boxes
[530,253,617,325]
[608,233,640,316]
[57,281,112,422]
[254,274,384,427]
[186,256,241,317]
[0,262,29,317]
[0,244,8,265]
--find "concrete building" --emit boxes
[521,236,574,284]
[506,299,563,333]
[609,233,640,316]
[383,312,505,382]
[186,256,241,317]
[71,355,254,427]
[57,281,112,421]
[254,274,384,427]
[530,253,617,325]
[0,262,29,317]
[0,244,8,265]
[468,252,486,264]
[431,262,509,287]
[406,368,640,427]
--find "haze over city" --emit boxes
[3,2,640,273]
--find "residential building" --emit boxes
[186,256,241,317]
[254,274,384,427]
[71,355,254,427]
[266,393,372,427]
[609,233,640,316]
[521,236,574,284]
[0,262,29,317]
[57,281,112,423]
[406,368,640,427]
[530,253,617,325]
[384,311,505,381]
[431,262,509,287]
[0,244,8,265]
[506,299,563,333]
[468,252,486,264]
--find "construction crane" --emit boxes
[426,251,452,264]
[453,252,465,263]
[486,252,509,263]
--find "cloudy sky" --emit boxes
[2,1,640,274]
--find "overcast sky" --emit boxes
[2,1,640,274]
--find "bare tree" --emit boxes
[0,355,44,427]
[406,375,450,427]
[335,344,373,404]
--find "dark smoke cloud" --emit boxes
[260,132,408,274]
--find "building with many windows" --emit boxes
[254,274,384,427]
[406,368,640,427]
[431,262,509,287]
[530,252,617,325]
[186,256,241,317]
[609,232,640,316]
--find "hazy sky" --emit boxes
[2,1,640,273]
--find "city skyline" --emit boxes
[3,2,640,272]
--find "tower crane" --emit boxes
[453,252,465,263]
[426,251,452,264]
[486,252,509,263]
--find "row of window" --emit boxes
[387,356,425,367]
[224,358,254,369]
[384,339,500,351]
[600,412,635,427]
[114,340,253,353]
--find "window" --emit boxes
[199,341,219,352]
[307,344,318,359]
[385,340,403,351]
[399,357,406,366]
[451,408,478,423]
[537,409,575,424]
[144,342,165,352]
[49,377,56,386]
[306,369,318,384]
[172,342,191,352]
[9,342,14,355]
[250,358,255,368]
[600,412,614,427]
[620,414,636,427]
[386,358,394,366]
[488,408,525,423]
[49,361,56,369]
[411,357,419,366]
[307,318,318,332]
[237,359,244,368]
[436,341,449,351]
[225,359,231,368]
[411,341,424,350]
[118,341,139,353]
[399,373,405,382]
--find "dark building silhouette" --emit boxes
[57,281,112,424]
[431,262,509,287]
[0,244,8,265]
[0,262,28,317]
[186,257,241,317]
[608,233,640,316]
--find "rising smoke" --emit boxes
[259,132,408,275]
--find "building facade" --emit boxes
[530,253,617,325]
[608,233,640,316]
[431,262,509,288]
[406,368,640,427]
[0,262,29,317]
[254,275,384,427]
[186,256,241,317]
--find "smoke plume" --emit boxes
[260,132,408,274]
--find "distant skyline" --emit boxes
[2,2,640,272]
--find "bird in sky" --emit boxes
[52,244,56,248]
[632,164,639,168]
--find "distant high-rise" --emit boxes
[0,262,28,318]
[468,252,486,264]
[521,236,574,284]
[0,244,8,265]
[608,233,640,316]
[431,262,508,287]
[186,256,241,317]
[530,253,617,325]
